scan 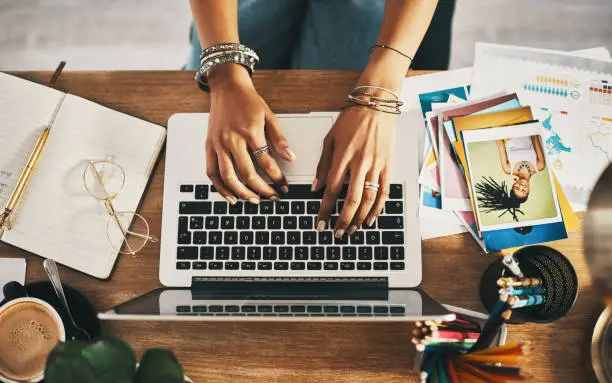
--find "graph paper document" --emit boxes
[470,43,612,211]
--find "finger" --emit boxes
[217,150,260,204]
[206,141,237,204]
[232,144,279,199]
[334,163,368,237]
[348,168,381,235]
[265,109,296,162]
[365,165,391,227]
[248,133,289,194]
[316,155,348,232]
[312,136,333,192]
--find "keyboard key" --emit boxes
[341,306,355,313]
[383,231,404,244]
[231,247,245,260]
[178,232,191,245]
[274,305,289,313]
[212,201,226,214]
[362,220,376,229]
[299,216,313,229]
[357,262,372,270]
[193,232,207,245]
[247,247,261,260]
[330,216,338,229]
[375,247,389,260]
[283,216,297,229]
[244,202,259,214]
[267,216,281,229]
[357,306,372,314]
[390,247,405,260]
[275,201,290,214]
[307,305,323,313]
[237,216,250,229]
[378,216,404,229]
[291,201,305,214]
[176,262,191,270]
[224,231,238,244]
[193,305,207,312]
[205,216,219,229]
[307,262,322,270]
[319,231,333,244]
[195,185,208,199]
[228,201,243,214]
[391,262,405,270]
[252,217,265,229]
[242,305,256,312]
[350,231,364,244]
[307,201,320,215]
[180,184,194,193]
[240,231,254,245]
[341,262,355,270]
[279,247,293,260]
[326,247,341,260]
[216,247,230,260]
[271,231,285,244]
[324,306,339,313]
[358,247,372,260]
[209,305,223,313]
[334,234,348,244]
[342,247,357,260]
[176,305,191,313]
[291,262,305,270]
[200,247,214,260]
[275,262,289,270]
[310,247,324,260]
[295,247,308,260]
[303,231,317,244]
[256,231,269,245]
[258,305,273,313]
[178,216,188,232]
[242,262,256,270]
[374,262,388,270]
[209,262,223,270]
[389,184,403,199]
[179,201,211,215]
[324,262,338,270]
[209,231,222,244]
[226,262,240,270]
[286,231,300,245]
[225,305,240,313]
[221,217,235,229]
[258,262,272,270]
[385,200,403,214]
[390,306,406,314]
[374,306,389,314]
[366,232,380,245]
[291,305,306,313]
[263,247,277,260]
[193,262,207,270]
[190,216,204,230]
[260,201,274,214]
[177,246,198,260]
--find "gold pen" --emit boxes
[0,127,51,236]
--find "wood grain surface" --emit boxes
[1,70,602,383]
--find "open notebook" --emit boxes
[0,73,165,278]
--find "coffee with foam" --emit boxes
[0,301,63,382]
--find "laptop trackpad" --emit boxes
[276,116,334,177]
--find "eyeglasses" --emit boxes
[83,160,158,256]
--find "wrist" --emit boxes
[207,63,254,90]
[358,49,409,93]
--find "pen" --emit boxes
[0,127,51,237]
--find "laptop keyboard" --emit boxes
[175,184,405,272]
[175,303,407,317]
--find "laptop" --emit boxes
[99,112,453,322]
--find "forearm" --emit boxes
[358,0,439,91]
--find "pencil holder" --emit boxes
[480,245,578,324]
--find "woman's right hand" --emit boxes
[205,64,295,204]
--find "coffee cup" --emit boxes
[0,283,66,383]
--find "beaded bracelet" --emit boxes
[195,43,260,92]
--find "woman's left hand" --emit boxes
[313,105,397,238]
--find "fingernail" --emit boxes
[335,229,345,239]
[317,220,326,232]
[285,148,296,161]
[311,178,318,192]
[270,195,280,201]
[225,195,237,205]
[249,197,260,205]
[280,185,289,194]
[367,217,376,227]
[348,225,358,235]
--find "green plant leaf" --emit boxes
[44,352,96,383]
[135,349,184,383]
[49,340,89,357]
[80,336,136,379]
[95,373,134,383]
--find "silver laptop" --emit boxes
[99,112,452,322]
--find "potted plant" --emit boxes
[45,336,191,383]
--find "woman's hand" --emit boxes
[205,64,295,204]
[313,105,397,237]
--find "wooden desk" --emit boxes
[3,70,603,382]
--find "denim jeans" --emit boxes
[186,0,455,71]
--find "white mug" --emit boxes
[0,297,66,383]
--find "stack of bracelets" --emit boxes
[346,85,404,114]
[195,43,260,92]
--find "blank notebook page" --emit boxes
[4,94,165,278]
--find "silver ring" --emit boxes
[364,181,380,191]
[251,145,270,158]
